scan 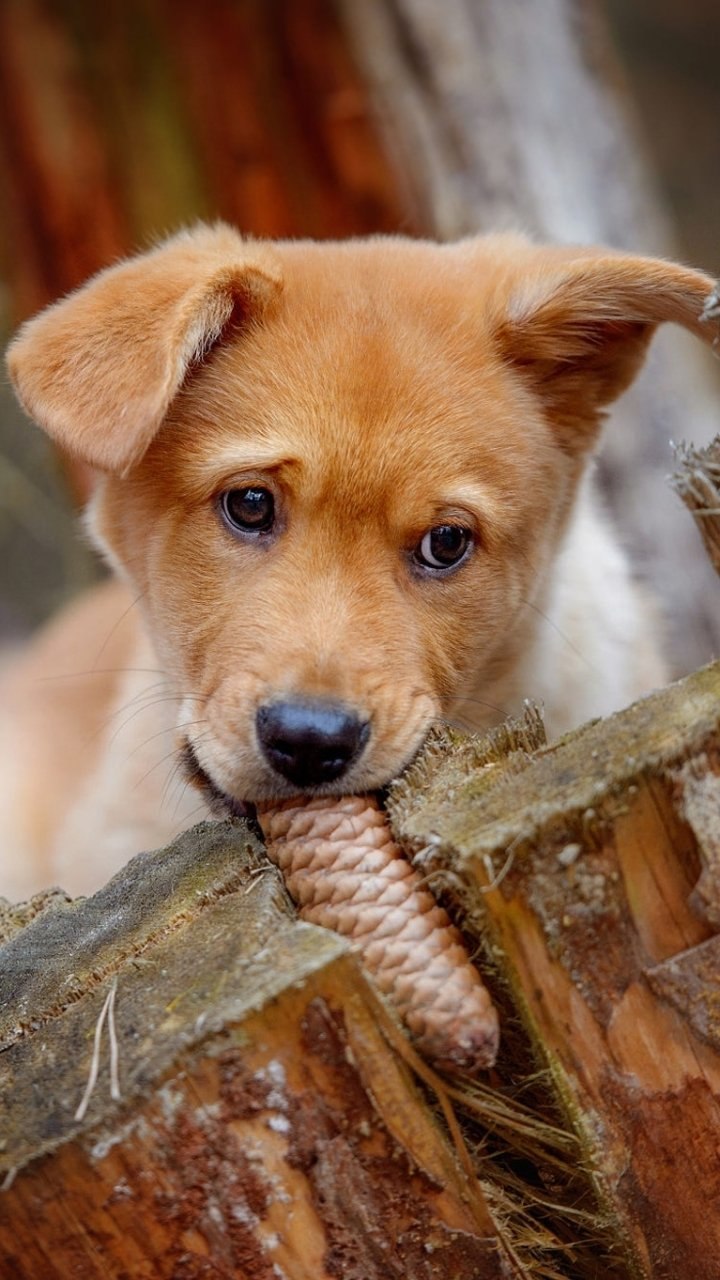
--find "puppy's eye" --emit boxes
[220,486,275,535]
[414,524,473,571]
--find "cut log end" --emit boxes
[257,792,499,1072]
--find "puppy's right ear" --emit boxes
[6,224,282,474]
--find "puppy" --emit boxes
[0,224,714,899]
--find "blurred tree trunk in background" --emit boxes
[0,0,412,629]
[337,0,720,675]
[0,0,410,324]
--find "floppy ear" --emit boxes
[6,223,283,474]
[496,248,718,450]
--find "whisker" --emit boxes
[102,696,180,748]
[443,693,511,718]
[36,666,169,683]
[102,685,204,728]
[171,780,204,823]
[125,718,208,763]
[102,679,170,718]
[91,591,146,668]
[160,750,189,813]
[164,729,212,815]
[175,798,217,827]
[163,762,191,815]
[166,734,215,821]
[102,691,202,747]
[519,597,600,677]
[63,678,175,750]
[433,713,484,735]
[131,737,203,793]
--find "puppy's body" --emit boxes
[1,227,712,898]
[0,579,202,900]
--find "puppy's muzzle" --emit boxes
[256,698,370,789]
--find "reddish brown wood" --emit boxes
[389,666,720,1279]
[0,0,409,325]
[0,821,516,1279]
[0,0,128,322]
[0,0,409,504]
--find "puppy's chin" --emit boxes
[180,740,255,820]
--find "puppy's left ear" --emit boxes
[6,224,283,474]
[497,249,717,450]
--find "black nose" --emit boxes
[256,699,369,788]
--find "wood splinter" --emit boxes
[257,792,499,1073]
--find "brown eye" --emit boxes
[220,487,275,535]
[414,524,473,571]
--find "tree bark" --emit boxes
[673,432,720,578]
[0,821,515,1279]
[389,663,720,1279]
[5,667,720,1276]
[335,0,720,674]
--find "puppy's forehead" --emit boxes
[182,246,511,434]
[167,237,549,515]
[270,238,502,364]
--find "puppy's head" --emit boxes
[7,225,715,806]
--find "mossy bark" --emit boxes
[388,666,720,1279]
[0,820,514,1279]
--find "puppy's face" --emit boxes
[8,227,714,806]
[94,252,571,801]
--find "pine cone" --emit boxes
[257,793,499,1072]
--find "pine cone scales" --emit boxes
[257,793,499,1072]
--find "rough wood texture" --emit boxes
[6,677,720,1276]
[388,665,720,1280]
[335,0,720,672]
[0,820,516,1279]
[672,430,720,577]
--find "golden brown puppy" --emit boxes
[0,225,715,898]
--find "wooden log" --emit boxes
[0,819,517,1279]
[7,678,716,1276]
[335,0,720,673]
[388,664,720,1279]
[672,431,720,578]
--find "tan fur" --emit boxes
[1,225,715,897]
